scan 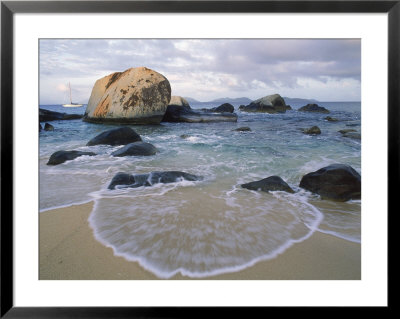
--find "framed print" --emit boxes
[1,0,397,317]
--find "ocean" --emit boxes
[39,101,361,278]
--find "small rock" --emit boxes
[302,126,321,135]
[233,127,252,132]
[325,116,339,122]
[44,123,54,131]
[111,142,157,157]
[241,176,294,193]
[338,129,357,134]
[47,150,96,165]
[87,127,142,146]
[298,104,330,113]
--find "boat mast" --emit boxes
[68,82,72,104]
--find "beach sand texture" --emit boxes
[39,202,360,280]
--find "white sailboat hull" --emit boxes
[62,104,83,107]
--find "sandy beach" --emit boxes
[39,202,361,280]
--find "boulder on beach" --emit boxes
[87,127,142,146]
[111,142,157,157]
[302,126,321,135]
[162,105,238,123]
[241,176,294,194]
[108,171,202,190]
[169,96,191,109]
[202,103,235,113]
[84,67,171,124]
[39,108,83,122]
[299,164,361,201]
[239,94,291,114]
[47,150,96,165]
[298,103,330,113]
[44,123,54,131]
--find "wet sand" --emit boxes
[39,202,361,280]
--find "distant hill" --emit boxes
[283,97,319,104]
[208,97,253,105]
[183,97,201,104]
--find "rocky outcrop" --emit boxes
[299,164,361,201]
[44,123,54,131]
[298,104,330,113]
[47,150,96,165]
[108,171,202,190]
[302,126,321,135]
[241,176,294,193]
[162,105,237,123]
[202,103,234,113]
[239,94,291,113]
[84,67,171,124]
[87,127,142,146]
[39,108,83,122]
[111,142,157,157]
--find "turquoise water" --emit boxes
[39,101,361,278]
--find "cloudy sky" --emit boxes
[39,39,361,104]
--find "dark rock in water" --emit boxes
[39,108,83,122]
[338,129,356,134]
[180,134,191,139]
[233,126,251,132]
[346,123,360,127]
[298,104,330,113]
[241,176,294,194]
[299,164,361,201]
[162,105,237,123]
[39,124,42,132]
[108,171,202,190]
[325,116,339,122]
[44,123,54,131]
[111,142,157,157]
[47,150,96,165]
[342,132,361,140]
[302,126,321,135]
[203,103,234,113]
[87,127,142,146]
[240,94,290,114]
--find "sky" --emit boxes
[39,39,361,104]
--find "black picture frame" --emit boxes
[1,0,397,317]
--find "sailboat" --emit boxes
[62,82,83,107]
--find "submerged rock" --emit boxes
[325,116,339,122]
[111,142,157,157]
[302,126,321,135]
[87,127,142,146]
[44,123,54,131]
[298,104,330,113]
[239,94,291,114]
[108,171,202,190]
[299,164,361,201]
[233,126,252,132]
[39,108,83,122]
[162,105,237,123]
[241,176,294,193]
[84,67,171,124]
[47,150,96,165]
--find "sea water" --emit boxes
[39,101,361,278]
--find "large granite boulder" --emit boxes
[111,142,157,157]
[169,96,191,109]
[47,150,96,165]
[299,164,361,201]
[108,171,202,190]
[87,127,142,146]
[241,176,294,193]
[298,104,330,113]
[239,94,291,113]
[162,105,237,123]
[39,108,83,122]
[83,67,171,124]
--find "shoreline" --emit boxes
[39,201,361,280]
